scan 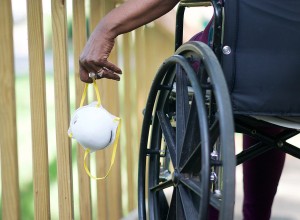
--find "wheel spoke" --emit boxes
[166,189,177,220]
[180,143,201,173]
[157,111,176,166]
[180,178,209,219]
[179,99,200,170]
[166,188,185,220]
[178,185,199,219]
[180,178,223,213]
[149,179,173,192]
[176,189,185,219]
[180,178,202,197]
[158,191,169,220]
[180,119,220,172]
[209,119,220,148]
[176,65,190,167]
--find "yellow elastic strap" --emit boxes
[80,80,101,107]
[83,117,121,180]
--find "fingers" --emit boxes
[103,60,122,74]
[97,67,121,81]
[79,59,122,83]
[79,65,93,83]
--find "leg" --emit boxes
[242,127,286,220]
[208,206,219,220]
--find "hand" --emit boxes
[79,28,122,83]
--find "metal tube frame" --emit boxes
[175,0,300,168]
[235,115,300,165]
[175,0,223,61]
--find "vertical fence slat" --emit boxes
[0,0,20,219]
[51,1,74,219]
[134,28,146,207]
[101,2,122,219]
[72,0,93,219]
[26,0,51,219]
[103,65,122,220]
[123,33,135,212]
[144,28,158,90]
[90,1,122,219]
[89,1,108,219]
[135,28,146,138]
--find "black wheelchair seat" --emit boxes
[222,0,300,116]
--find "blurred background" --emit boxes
[1,0,299,219]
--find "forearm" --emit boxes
[95,0,179,38]
[79,0,179,82]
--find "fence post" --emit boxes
[27,0,51,219]
[122,32,136,212]
[135,27,146,138]
[72,0,93,219]
[0,0,20,219]
[134,27,147,206]
[89,1,122,219]
[100,1,122,218]
[51,0,74,219]
[89,2,109,219]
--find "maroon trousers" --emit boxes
[242,128,286,220]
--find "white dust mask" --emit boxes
[68,81,121,180]
[68,102,119,152]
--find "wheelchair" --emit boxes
[138,0,300,219]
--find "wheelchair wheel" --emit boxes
[138,42,235,220]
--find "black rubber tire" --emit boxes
[138,42,235,220]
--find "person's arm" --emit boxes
[79,0,179,82]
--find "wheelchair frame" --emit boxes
[177,0,300,178]
[138,0,300,219]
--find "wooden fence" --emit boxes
[0,0,174,219]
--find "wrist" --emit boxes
[95,17,118,40]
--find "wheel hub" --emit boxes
[172,169,180,187]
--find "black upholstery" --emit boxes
[222,0,300,116]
